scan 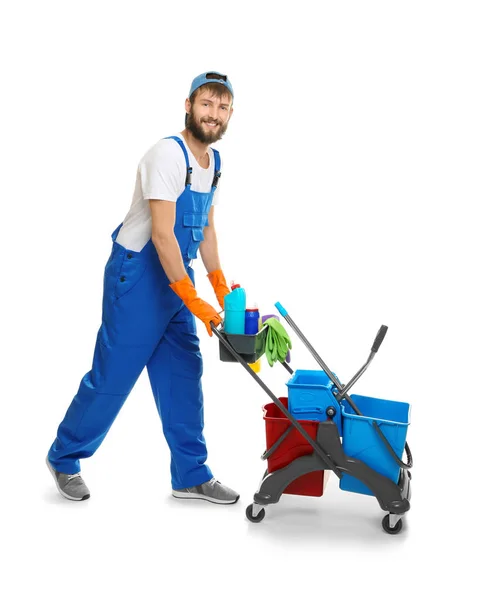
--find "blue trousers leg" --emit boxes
[48,241,173,474]
[147,303,213,490]
[48,241,212,483]
[48,332,159,474]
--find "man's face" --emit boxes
[185,89,233,144]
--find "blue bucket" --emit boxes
[286,369,342,430]
[339,394,410,496]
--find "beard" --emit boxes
[186,111,229,144]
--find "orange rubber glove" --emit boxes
[170,275,222,336]
[207,269,230,310]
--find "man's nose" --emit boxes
[208,106,220,121]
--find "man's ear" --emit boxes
[185,98,191,114]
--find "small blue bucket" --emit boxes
[286,369,342,430]
[339,394,410,496]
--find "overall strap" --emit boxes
[212,148,221,189]
[164,136,192,186]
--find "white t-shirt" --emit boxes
[116,132,221,252]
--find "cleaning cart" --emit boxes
[212,302,412,535]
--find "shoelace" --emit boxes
[67,473,81,481]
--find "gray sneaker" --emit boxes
[172,477,239,504]
[46,456,90,501]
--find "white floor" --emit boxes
[4,284,478,599]
[3,398,474,600]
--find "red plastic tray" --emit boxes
[263,397,326,497]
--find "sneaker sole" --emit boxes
[45,456,90,501]
[172,490,239,504]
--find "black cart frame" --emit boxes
[212,318,412,535]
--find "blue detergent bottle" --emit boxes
[244,304,260,335]
[224,282,246,334]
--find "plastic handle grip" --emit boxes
[371,325,388,353]
[275,302,288,317]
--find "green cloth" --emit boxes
[264,318,292,366]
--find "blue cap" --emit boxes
[189,71,234,100]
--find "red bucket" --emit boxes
[263,397,327,497]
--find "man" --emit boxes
[46,72,239,505]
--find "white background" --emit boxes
[1,0,480,598]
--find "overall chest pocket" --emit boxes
[183,212,209,259]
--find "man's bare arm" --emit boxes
[199,206,222,274]
[149,199,187,283]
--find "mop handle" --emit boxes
[275,303,362,416]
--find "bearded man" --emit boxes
[46,72,239,505]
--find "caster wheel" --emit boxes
[382,514,403,535]
[246,504,265,523]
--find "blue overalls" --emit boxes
[48,137,221,490]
